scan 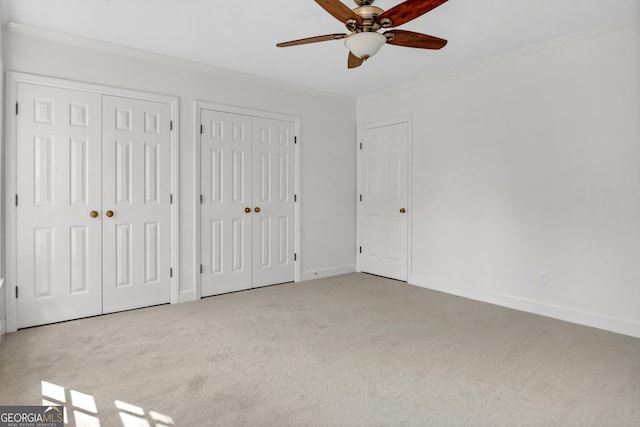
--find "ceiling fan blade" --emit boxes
[348,51,365,69]
[277,33,348,47]
[385,30,447,49]
[378,0,448,28]
[315,0,362,24]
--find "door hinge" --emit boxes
[200,264,203,274]
[200,194,203,204]
[294,194,297,202]
[15,194,18,206]
[170,194,173,204]
[359,194,362,202]
[294,136,297,144]
[359,246,362,254]
[360,142,362,150]
[15,102,19,115]
[15,286,18,298]
[170,268,173,278]
[170,120,173,131]
[294,253,297,261]
[200,124,203,134]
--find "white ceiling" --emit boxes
[5,0,640,97]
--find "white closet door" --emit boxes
[252,118,296,287]
[16,83,103,328]
[102,96,172,312]
[361,122,409,281]
[200,110,253,296]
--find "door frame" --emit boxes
[4,71,180,333]
[193,101,301,300]
[356,116,413,280]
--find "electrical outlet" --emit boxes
[539,271,548,285]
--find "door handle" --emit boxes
[90,210,99,218]
[245,207,251,213]
[400,208,406,214]
[106,210,114,218]
[254,207,261,213]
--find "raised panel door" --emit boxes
[251,118,295,288]
[102,96,171,312]
[16,83,102,328]
[361,122,409,281]
[200,110,253,296]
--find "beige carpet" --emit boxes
[1,273,639,426]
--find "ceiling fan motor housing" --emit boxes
[353,5,384,30]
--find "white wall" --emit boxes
[2,25,357,302]
[358,19,640,337]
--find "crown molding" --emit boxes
[361,16,640,102]
[5,22,354,101]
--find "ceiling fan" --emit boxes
[277,0,449,69]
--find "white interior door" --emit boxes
[200,110,253,296]
[199,110,296,295]
[102,96,172,313]
[252,117,296,288]
[16,83,103,328]
[360,122,409,281]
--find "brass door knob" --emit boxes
[245,207,251,213]
[254,207,261,213]
[90,210,99,218]
[106,210,114,218]
[400,208,406,214]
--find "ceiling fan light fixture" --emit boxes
[344,32,386,60]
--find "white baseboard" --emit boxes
[301,265,356,282]
[409,275,640,339]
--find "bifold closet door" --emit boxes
[200,110,253,296]
[251,117,295,288]
[16,83,103,328]
[101,96,172,313]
